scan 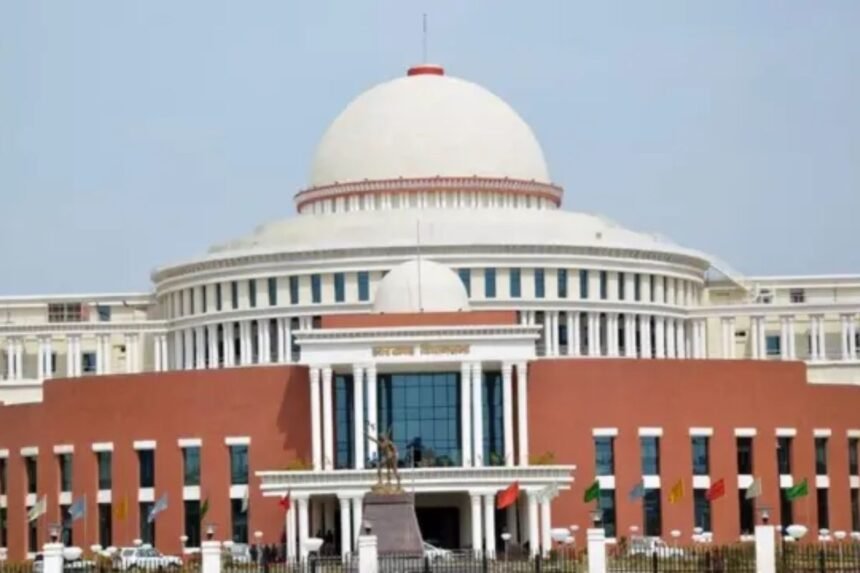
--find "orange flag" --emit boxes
[497,482,520,509]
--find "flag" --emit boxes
[745,478,762,500]
[147,494,168,523]
[786,478,809,501]
[705,479,725,501]
[629,482,645,502]
[583,480,600,503]
[115,496,128,520]
[279,492,291,512]
[497,482,520,509]
[200,497,210,520]
[27,496,47,522]
[668,479,684,504]
[68,496,86,522]
[241,487,250,513]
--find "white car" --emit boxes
[423,542,452,561]
[224,543,252,564]
[628,536,686,558]
[115,546,183,570]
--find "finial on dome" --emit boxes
[407,64,445,77]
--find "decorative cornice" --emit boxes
[0,321,167,337]
[295,325,542,344]
[693,302,860,319]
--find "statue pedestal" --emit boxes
[362,492,424,557]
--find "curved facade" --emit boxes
[1,63,859,561]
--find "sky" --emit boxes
[1,1,858,295]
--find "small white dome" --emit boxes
[373,259,470,314]
[309,66,550,188]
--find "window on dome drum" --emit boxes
[765,335,781,357]
[231,498,248,543]
[815,437,828,474]
[179,290,185,316]
[738,491,754,535]
[849,438,859,474]
[817,488,829,530]
[334,272,346,303]
[643,489,662,537]
[662,276,669,303]
[183,501,201,548]
[557,269,568,298]
[25,456,37,494]
[289,276,299,305]
[358,271,370,302]
[634,274,641,301]
[579,270,588,299]
[599,271,608,300]
[534,268,545,299]
[509,268,522,298]
[618,272,625,300]
[599,490,617,538]
[640,437,660,475]
[691,436,709,476]
[97,451,111,490]
[248,280,257,308]
[594,437,615,476]
[780,489,794,529]
[230,445,249,485]
[201,286,207,313]
[482,372,504,465]
[189,288,195,314]
[231,281,239,310]
[852,489,860,532]
[777,437,793,475]
[139,502,155,545]
[457,269,471,296]
[789,288,805,303]
[649,275,656,302]
[311,274,322,304]
[736,437,753,475]
[138,449,155,489]
[57,453,72,492]
[216,283,223,311]
[268,277,277,306]
[484,269,497,299]
[694,490,712,532]
[183,446,201,486]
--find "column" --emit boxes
[123,333,134,373]
[624,314,636,358]
[285,497,297,560]
[353,365,365,469]
[351,496,363,548]
[285,318,294,363]
[722,318,735,359]
[339,496,352,558]
[809,316,820,360]
[527,492,539,558]
[551,312,560,356]
[194,327,205,369]
[540,498,552,557]
[676,320,686,359]
[594,313,603,356]
[366,365,378,462]
[207,325,218,369]
[14,338,23,379]
[817,315,827,361]
[297,495,310,561]
[181,329,192,369]
[640,316,652,359]
[850,316,858,360]
[224,322,236,367]
[258,319,270,364]
[276,318,287,363]
[483,493,496,558]
[502,363,514,466]
[779,317,790,360]
[516,362,529,466]
[240,321,252,365]
[36,337,46,380]
[96,334,106,375]
[787,316,797,359]
[470,493,483,556]
[654,317,666,358]
[66,337,77,378]
[310,367,322,470]
[154,335,163,372]
[759,317,767,360]
[841,315,851,361]
[665,320,676,358]
[542,314,551,357]
[586,313,597,356]
[461,362,473,467]
[606,314,618,357]
[322,367,334,470]
[471,362,484,466]
[173,331,182,370]
[566,312,575,356]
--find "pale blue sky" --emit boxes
[1,1,858,294]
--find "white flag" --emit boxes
[147,494,168,523]
[540,483,559,501]
[241,487,250,513]
[745,478,762,500]
[27,496,47,522]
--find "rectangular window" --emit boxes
[777,437,793,475]
[852,489,860,532]
[268,277,277,306]
[765,335,781,356]
[138,449,155,489]
[230,445,249,485]
[643,489,662,537]
[58,453,73,492]
[183,447,201,487]
[579,270,589,299]
[641,437,660,475]
[139,502,155,546]
[691,436,709,476]
[98,503,112,548]
[599,490,617,538]
[738,491,755,535]
[184,500,201,548]
[815,437,828,475]
[231,281,239,310]
[850,438,859,475]
[201,286,207,313]
[663,276,669,302]
[82,352,97,374]
[534,268,545,299]
[457,269,471,296]
[618,272,625,300]
[694,490,712,531]
[0,458,6,495]
[594,437,615,476]
[97,451,112,490]
[0,507,6,548]
[509,268,522,298]
[334,272,345,303]
[96,305,111,322]
[557,269,568,298]
[190,289,197,315]
[231,498,248,543]
[634,274,641,301]
[736,437,754,475]
[48,302,87,323]
[817,488,829,530]
[649,275,656,302]
[358,271,370,302]
[289,276,299,305]
[60,504,72,545]
[599,271,608,300]
[780,488,794,530]
[484,269,497,299]
[28,518,37,553]
[789,288,805,303]
[25,456,37,494]
[248,280,257,308]
[311,274,322,304]
[216,283,223,311]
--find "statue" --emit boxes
[368,427,401,493]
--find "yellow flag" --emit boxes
[668,479,684,503]
[115,496,128,520]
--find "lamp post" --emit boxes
[48,524,62,544]
[500,532,511,561]
[756,506,772,526]
[205,523,217,542]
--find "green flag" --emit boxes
[786,478,808,501]
[200,497,210,519]
[584,480,600,503]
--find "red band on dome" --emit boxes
[407,64,445,76]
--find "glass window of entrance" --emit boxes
[777,437,792,475]
[640,437,660,475]
[691,436,709,475]
[594,437,614,476]
[58,453,73,492]
[482,372,504,465]
[230,445,249,485]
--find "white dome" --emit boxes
[372,259,470,314]
[309,66,550,187]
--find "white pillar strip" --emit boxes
[353,366,365,469]
[502,363,514,466]
[322,367,334,470]
[516,362,529,466]
[471,362,484,467]
[310,368,322,471]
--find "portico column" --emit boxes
[655,317,666,358]
[640,316,652,358]
[337,496,352,557]
[571,312,581,356]
[322,367,334,470]
[586,313,598,356]
[241,321,252,365]
[470,492,483,556]
[96,334,106,375]
[285,318,294,362]
[542,314,551,357]
[750,317,761,359]
[310,367,322,470]
[501,363,514,466]
[780,317,790,360]
[172,331,182,370]
[351,496,363,548]
[566,312,575,356]
[471,362,484,466]
[36,337,45,380]
[258,320,270,364]
[154,335,163,372]
[721,318,735,358]
[5,338,13,380]
[192,327,203,369]
[285,496,297,560]
[206,325,218,368]
[223,322,236,367]
[483,493,496,558]
[787,316,797,359]
[758,317,767,359]
[460,362,473,467]
[606,314,618,357]
[849,316,858,360]
[676,320,686,359]
[841,315,851,361]
[366,365,378,462]
[123,333,134,373]
[594,313,603,356]
[527,492,539,558]
[14,338,24,379]
[624,314,636,357]
[275,318,286,363]
[817,315,827,360]
[297,495,310,561]
[506,503,519,543]
[516,362,529,466]
[352,365,365,469]
[540,497,552,557]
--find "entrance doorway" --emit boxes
[416,506,460,549]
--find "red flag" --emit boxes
[279,492,291,511]
[705,479,725,501]
[497,482,520,509]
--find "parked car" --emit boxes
[224,543,252,564]
[423,541,452,561]
[628,536,685,558]
[114,546,183,570]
